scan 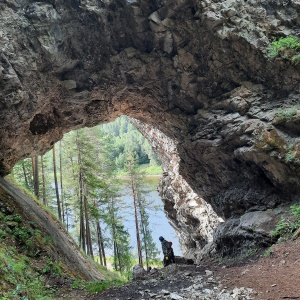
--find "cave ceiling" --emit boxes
[1,0,300,222]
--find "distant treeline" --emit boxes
[100,116,161,169]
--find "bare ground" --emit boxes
[216,239,300,300]
[52,239,300,300]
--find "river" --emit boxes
[119,175,182,258]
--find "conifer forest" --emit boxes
[10,116,163,275]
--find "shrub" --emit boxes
[272,204,300,240]
[267,36,300,64]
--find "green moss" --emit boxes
[275,107,300,123]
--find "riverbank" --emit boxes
[115,164,163,176]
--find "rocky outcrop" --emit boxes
[1,0,300,256]
[132,118,223,258]
[98,264,255,299]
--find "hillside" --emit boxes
[0,177,105,298]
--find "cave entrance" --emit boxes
[10,115,182,268]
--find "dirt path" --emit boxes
[53,239,300,300]
[216,239,300,300]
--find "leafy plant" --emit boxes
[267,36,300,64]
[0,247,54,299]
[42,259,62,275]
[272,204,300,240]
[263,246,273,258]
[0,229,6,238]
[292,53,300,65]
[285,147,297,163]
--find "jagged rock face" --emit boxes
[1,0,300,255]
[132,119,223,257]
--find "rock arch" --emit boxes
[1,0,300,256]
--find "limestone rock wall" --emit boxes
[1,0,300,256]
[131,118,223,257]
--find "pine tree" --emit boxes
[106,194,132,273]
[126,151,144,268]
[137,191,160,269]
[59,141,65,224]
[32,155,39,200]
[52,145,62,221]
[40,155,47,206]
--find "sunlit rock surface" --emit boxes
[1,0,300,256]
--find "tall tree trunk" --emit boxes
[97,221,107,266]
[138,197,149,270]
[31,156,39,199]
[79,168,86,253]
[52,145,62,221]
[40,155,47,206]
[129,163,143,267]
[77,133,86,253]
[83,186,93,257]
[94,197,106,267]
[66,207,69,232]
[96,221,103,265]
[31,157,34,182]
[21,161,30,189]
[110,197,118,270]
[59,141,65,224]
[113,240,118,271]
[116,240,121,273]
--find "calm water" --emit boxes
[119,175,182,257]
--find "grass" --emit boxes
[0,247,54,300]
[71,278,126,293]
[254,127,300,163]
[115,163,163,176]
[1,177,132,298]
[6,175,64,230]
[263,246,274,258]
[0,206,61,299]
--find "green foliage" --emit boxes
[43,236,53,245]
[272,204,300,240]
[263,246,273,258]
[292,53,300,64]
[285,146,297,163]
[86,279,125,293]
[9,115,165,279]
[275,107,299,122]
[71,278,126,293]
[42,258,61,275]
[137,164,162,175]
[0,247,54,299]
[100,116,162,170]
[267,36,300,64]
